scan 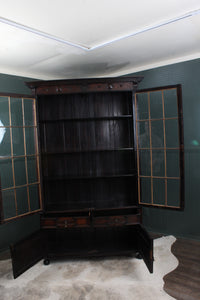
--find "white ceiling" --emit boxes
[0,0,200,80]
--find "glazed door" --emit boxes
[135,85,184,210]
[0,93,42,224]
[10,230,45,278]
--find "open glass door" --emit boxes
[0,94,42,223]
[135,85,184,209]
[0,94,43,278]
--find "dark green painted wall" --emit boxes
[128,58,200,240]
[0,73,40,251]
[1,59,200,251]
[0,73,35,95]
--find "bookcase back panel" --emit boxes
[38,92,132,120]
[42,151,136,178]
[44,176,137,211]
[37,90,137,212]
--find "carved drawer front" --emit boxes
[93,214,140,227]
[41,218,56,228]
[56,217,90,228]
[41,217,90,228]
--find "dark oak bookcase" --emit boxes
[10,77,153,278]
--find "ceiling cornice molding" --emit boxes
[0,8,200,51]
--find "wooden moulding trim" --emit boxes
[1,182,40,192]
[137,117,178,122]
[0,153,39,161]
[26,77,144,95]
[140,202,182,211]
[134,93,141,205]
[2,209,42,223]
[177,85,185,210]
[136,85,179,94]
[34,83,136,95]
[26,76,144,88]
[147,92,154,205]
[8,97,18,217]
[161,90,168,206]
[22,98,31,212]
[0,92,34,98]
[139,176,180,180]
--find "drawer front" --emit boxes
[93,214,140,227]
[56,217,76,228]
[41,217,90,229]
[41,214,140,229]
[41,218,56,228]
[57,217,90,228]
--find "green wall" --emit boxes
[0,73,40,252]
[129,58,200,240]
[1,59,200,251]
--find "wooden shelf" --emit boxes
[41,148,135,155]
[44,206,139,216]
[43,174,137,181]
[39,115,133,123]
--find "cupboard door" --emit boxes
[10,230,45,278]
[135,85,184,210]
[0,95,42,224]
[136,225,153,273]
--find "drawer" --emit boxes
[41,217,90,229]
[41,218,56,228]
[56,217,90,228]
[93,214,140,227]
[41,214,140,229]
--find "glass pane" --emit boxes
[166,150,180,177]
[153,178,165,205]
[150,91,163,119]
[12,128,24,156]
[140,177,151,204]
[167,179,180,207]
[10,97,23,126]
[2,189,16,219]
[24,99,35,126]
[25,127,36,155]
[139,150,151,176]
[0,97,9,126]
[151,120,164,147]
[16,186,29,214]
[138,121,150,148]
[165,119,179,148]
[152,150,165,176]
[0,159,13,189]
[27,156,38,183]
[164,89,178,118]
[14,157,27,186]
[29,184,40,211]
[0,127,11,157]
[136,93,149,120]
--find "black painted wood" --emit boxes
[10,77,153,278]
[10,231,45,279]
